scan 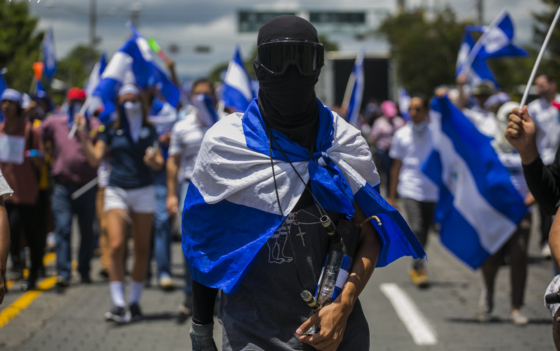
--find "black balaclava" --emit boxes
[254,15,321,150]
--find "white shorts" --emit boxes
[104,185,156,214]
[545,274,560,319]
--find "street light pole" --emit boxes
[89,0,97,67]
[477,0,484,25]
[130,3,143,28]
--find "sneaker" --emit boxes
[511,309,529,326]
[159,276,175,291]
[477,289,493,322]
[55,277,71,292]
[409,268,429,288]
[542,243,552,260]
[104,305,127,323]
[127,303,143,322]
[21,274,38,292]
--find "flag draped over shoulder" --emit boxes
[182,99,426,294]
[344,49,365,126]
[222,45,254,113]
[422,96,527,269]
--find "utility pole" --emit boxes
[397,0,406,13]
[131,3,143,28]
[89,0,97,68]
[477,0,484,25]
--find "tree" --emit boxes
[0,0,44,92]
[377,7,466,96]
[55,45,100,89]
[533,0,560,81]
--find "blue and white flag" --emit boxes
[182,99,426,293]
[42,28,57,80]
[85,53,107,97]
[344,49,365,126]
[398,88,410,121]
[222,45,254,113]
[422,96,527,269]
[129,24,180,108]
[0,71,5,122]
[473,12,528,60]
[456,30,498,87]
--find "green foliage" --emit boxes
[377,7,467,96]
[378,7,534,97]
[209,35,339,83]
[0,0,43,92]
[55,45,100,89]
[532,0,560,81]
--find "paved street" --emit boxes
[0,211,556,351]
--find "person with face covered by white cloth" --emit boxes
[75,83,164,323]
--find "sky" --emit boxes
[27,0,548,81]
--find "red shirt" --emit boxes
[0,119,43,205]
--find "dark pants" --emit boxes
[6,203,43,276]
[52,182,96,280]
[481,214,531,309]
[374,149,393,195]
[401,198,436,270]
[539,205,553,246]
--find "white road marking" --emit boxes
[380,283,438,345]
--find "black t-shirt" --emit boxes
[98,124,158,189]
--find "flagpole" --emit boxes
[68,99,90,139]
[519,6,560,108]
[461,9,506,78]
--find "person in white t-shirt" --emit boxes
[389,94,438,288]
[166,78,219,322]
[0,169,14,304]
[528,74,560,258]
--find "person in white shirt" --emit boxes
[0,169,13,305]
[389,94,438,288]
[527,74,560,258]
[463,81,498,138]
[166,78,218,321]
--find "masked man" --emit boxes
[183,16,425,351]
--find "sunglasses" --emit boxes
[256,39,325,76]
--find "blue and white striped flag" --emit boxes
[222,45,254,112]
[85,53,107,97]
[422,96,527,269]
[0,70,5,122]
[398,88,410,121]
[471,11,528,60]
[344,49,365,126]
[456,30,498,87]
[182,99,426,293]
[42,28,57,80]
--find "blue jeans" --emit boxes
[179,180,192,296]
[52,182,97,280]
[153,170,172,279]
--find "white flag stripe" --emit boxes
[224,60,253,101]
[431,111,517,253]
[101,52,133,82]
[380,283,437,345]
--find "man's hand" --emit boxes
[144,148,158,169]
[296,300,351,351]
[505,106,539,165]
[166,194,178,216]
[74,113,88,135]
[524,193,535,207]
[159,132,171,147]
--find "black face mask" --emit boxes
[255,15,322,150]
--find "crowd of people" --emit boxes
[2,14,560,351]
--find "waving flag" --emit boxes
[398,88,410,121]
[42,28,57,80]
[422,96,527,269]
[183,99,426,293]
[456,30,497,87]
[85,53,107,97]
[0,70,5,122]
[343,49,365,126]
[473,12,528,59]
[222,45,254,112]
[130,24,180,107]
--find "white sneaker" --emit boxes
[159,276,175,290]
[542,243,552,259]
[511,309,529,326]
